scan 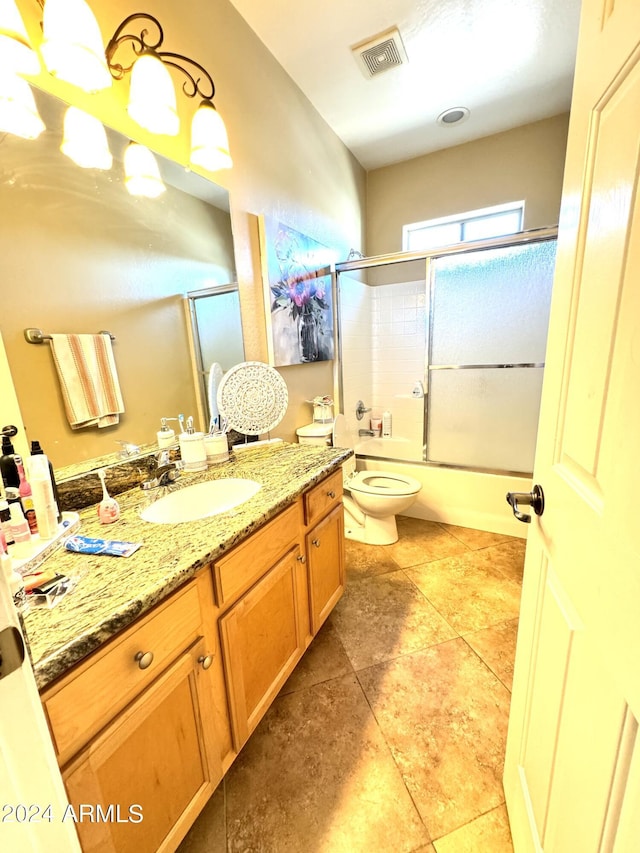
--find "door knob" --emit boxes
[506,484,545,523]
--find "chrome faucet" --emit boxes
[140,450,183,490]
[358,429,375,437]
[355,400,372,421]
[117,440,141,458]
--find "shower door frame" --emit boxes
[335,226,558,476]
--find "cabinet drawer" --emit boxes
[42,580,202,763]
[303,469,343,527]
[213,502,300,606]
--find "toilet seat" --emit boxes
[348,470,421,497]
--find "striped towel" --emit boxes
[50,334,125,429]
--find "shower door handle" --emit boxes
[506,485,545,523]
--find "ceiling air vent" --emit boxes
[352,27,408,79]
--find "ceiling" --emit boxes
[228,0,582,171]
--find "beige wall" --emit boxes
[4,0,366,466]
[366,113,570,257]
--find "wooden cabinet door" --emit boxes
[219,547,306,748]
[306,504,345,634]
[63,639,221,853]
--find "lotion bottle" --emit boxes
[15,455,38,534]
[29,453,58,540]
[30,441,62,522]
[1,538,27,613]
[0,499,14,546]
[382,411,392,438]
[8,501,32,559]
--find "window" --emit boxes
[403,201,524,252]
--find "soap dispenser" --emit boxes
[157,418,177,449]
[178,417,207,472]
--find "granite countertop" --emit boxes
[25,441,351,691]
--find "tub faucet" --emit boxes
[355,400,372,421]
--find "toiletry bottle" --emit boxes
[8,501,32,559]
[157,417,177,449]
[30,441,62,523]
[0,499,14,546]
[15,455,38,534]
[1,539,27,614]
[0,435,19,489]
[382,411,392,438]
[29,453,58,540]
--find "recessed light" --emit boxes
[437,107,470,127]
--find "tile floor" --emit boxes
[179,517,526,853]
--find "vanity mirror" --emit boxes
[0,84,241,472]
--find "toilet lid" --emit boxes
[349,471,422,496]
[332,414,356,475]
[296,422,334,438]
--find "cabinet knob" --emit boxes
[312,538,321,547]
[327,490,336,499]
[297,554,306,563]
[134,651,154,670]
[198,654,213,670]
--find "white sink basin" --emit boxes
[140,478,261,524]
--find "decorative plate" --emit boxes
[217,361,288,435]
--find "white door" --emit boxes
[504,0,640,850]
[0,574,81,851]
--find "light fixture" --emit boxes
[106,13,232,170]
[190,101,232,171]
[40,0,112,92]
[0,71,45,138]
[0,0,40,75]
[61,106,112,169]
[127,51,178,135]
[123,141,165,198]
[436,107,470,127]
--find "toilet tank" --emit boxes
[296,422,333,446]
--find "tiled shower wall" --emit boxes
[339,277,426,455]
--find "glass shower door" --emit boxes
[426,239,557,473]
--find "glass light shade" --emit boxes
[61,106,113,169]
[0,0,40,75]
[124,142,166,198]
[0,72,45,138]
[127,53,179,136]
[190,101,232,171]
[41,0,112,92]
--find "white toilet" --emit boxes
[332,414,422,545]
[295,422,334,446]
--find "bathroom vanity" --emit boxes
[25,442,349,853]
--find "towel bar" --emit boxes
[24,328,115,344]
